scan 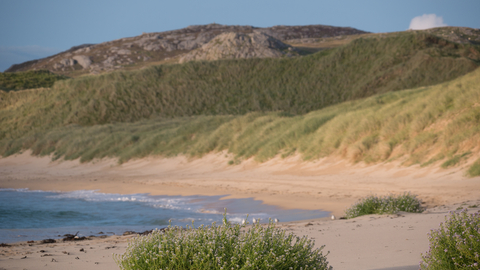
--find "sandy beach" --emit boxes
[1,151,479,270]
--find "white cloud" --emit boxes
[409,14,447,30]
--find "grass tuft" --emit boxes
[113,212,331,270]
[344,193,423,219]
[441,151,471,169]
[467,158,480,177]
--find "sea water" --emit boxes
[0,188,328,243]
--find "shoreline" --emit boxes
[1,151,479,217]
[0,188,330,244]
[1,151,480,269]
[2,202,479,270]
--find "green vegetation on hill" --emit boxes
[1,66,479,175]
[1,31,479,142]
[0,70,68,91]
[1,31,480,174]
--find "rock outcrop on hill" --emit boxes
[424,27,480,45]
[179,32,296,63]
[5,24,367,76]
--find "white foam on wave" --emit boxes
[1,188,315,224]
[47,190,270,224]
[0,188,57,193]
[0,188,201,211]
[48,190,196,211]
[0,189,250,217]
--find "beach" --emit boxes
[1,151,480,270]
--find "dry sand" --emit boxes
[1,151,479,270]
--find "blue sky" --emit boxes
[1,0,479,72]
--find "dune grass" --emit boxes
[1,31,478,142]
[1,32,479,173]
[1,66,479,173]
[467,158,480,177]
[441,151,472,168]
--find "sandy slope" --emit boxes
[1,151,480,269]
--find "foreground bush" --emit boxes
[420,209,480,269]
[113,214,331,270]
[345,193,422,219]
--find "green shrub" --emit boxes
[113,213,331,270]
[420,209,480,269]
[344,193,423,219]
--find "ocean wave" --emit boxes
[48,190,195,211]
[0,188,58,193]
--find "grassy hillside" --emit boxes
[0,70,68,92]
[1,66,479,176]
[1,31,479,142]
[1,31,480,175]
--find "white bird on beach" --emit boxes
[241,219,246,225]
[274,218,279,223]
[331,215,336,220]
[252,218,257,224]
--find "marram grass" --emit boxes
[0,31,478,140]
[1,65,479,174]
[113,213,331,270]
[466,158,480,177]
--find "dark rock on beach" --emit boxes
[122,229,155,236]
[41,239,56,244]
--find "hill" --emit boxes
[4,25,479,80]
[179,32,297,63]
[1,31,479,138]
[5,24,367,77]
[1,28,480,175]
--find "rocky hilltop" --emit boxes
[5,24,367,76]
[179,32,296,63]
